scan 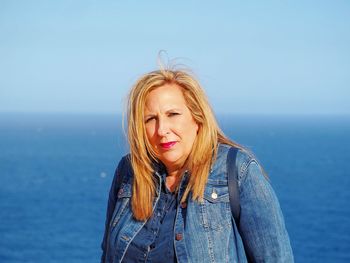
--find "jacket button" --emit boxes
[181,202,187,208]
[175,233,183,241]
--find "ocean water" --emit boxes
[0,113,349,263]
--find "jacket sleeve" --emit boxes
[237,154,294,263]
[100,157,127,263]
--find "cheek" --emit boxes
[191,124,199,139]
[145,124,156,144]
[194,122,199,133]
[188,118,199,135]
[183,122,198,143]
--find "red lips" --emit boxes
[160,141,176,149]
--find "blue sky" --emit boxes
[0,0,349,115]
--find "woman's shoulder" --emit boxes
[117,154,131,169]
[218,142,256,164]
[113,154,133,185]
[217,143,261,183]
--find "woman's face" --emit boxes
[144,83,199,174]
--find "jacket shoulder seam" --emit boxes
[236,148,257,184]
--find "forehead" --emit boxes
[145,84,187,107]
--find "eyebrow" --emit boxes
[144,108,182,117]
[166,108,182,112]
[144,114,156,119]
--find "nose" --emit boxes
[157,118,170,136]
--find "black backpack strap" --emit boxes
[227,146,241,226]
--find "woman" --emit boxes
[101,68,294,262]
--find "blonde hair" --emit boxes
[127,68,240,221]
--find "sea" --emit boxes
[0,113,349,263]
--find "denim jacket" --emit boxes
[101,144,294,263]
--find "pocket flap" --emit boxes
[203,184,229,203]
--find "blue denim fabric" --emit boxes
[101,143,294,263]
[122,171,177,263]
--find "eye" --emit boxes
[168,112,180,117]
[145,116,156,123]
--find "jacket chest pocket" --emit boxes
[200,182,232,232]
[110,183,132,228]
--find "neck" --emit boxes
[165,167,185,192]
[166,172,183,192]
[166,165,185,178]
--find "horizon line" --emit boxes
[0,111,349,117]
